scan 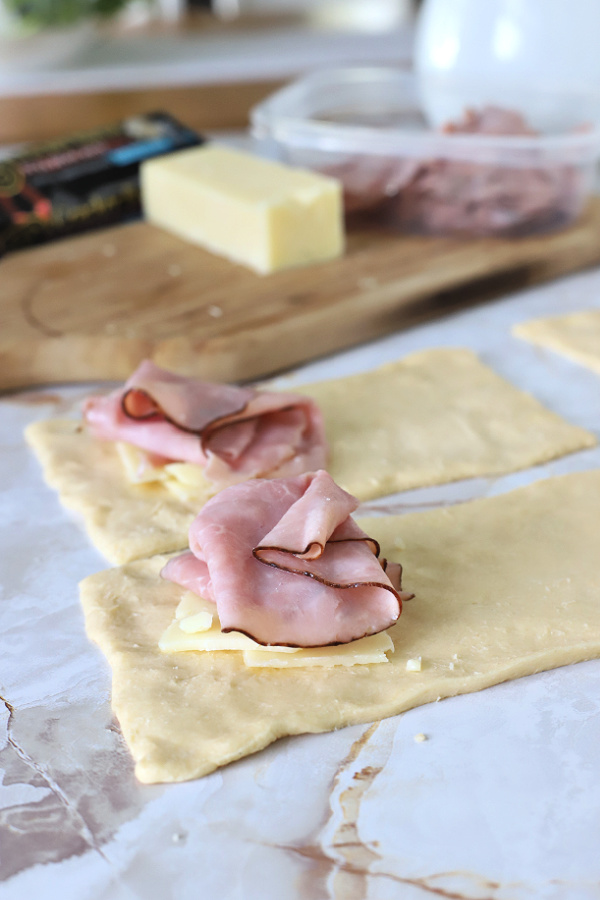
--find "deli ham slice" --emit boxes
[160,550,214,601]
[161,470,412,647]
[84,360,327,486]
[330,106,584,235]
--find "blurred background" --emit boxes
[0,0,419,145]
[3,0,600,239]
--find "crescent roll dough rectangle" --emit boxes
[80,469,600,784]
[301,347,594,498]
[28,348,595,564]
[514,309,600,375]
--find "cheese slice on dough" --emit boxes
[116,442,208,501]
[28,348,595,564]
[514,309,600,375]
[158,592,394,666]
[79,469,600,783]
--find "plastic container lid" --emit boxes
[252,68,600,167]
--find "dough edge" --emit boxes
[27,348,596,564]
[80,469,600,783]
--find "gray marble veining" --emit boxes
[2,266,600,898]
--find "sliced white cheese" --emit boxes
[179,611,213,633]
[115,442,207,501]
[242,632,394,668]
[160,595,299,654]
[159,620,266,653]
[175,592,207,619]
[116,441,162,484]
[159,593,394,667]
[163,462,207,488]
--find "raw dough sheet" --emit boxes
[514,309,600,375]
[80,469,600,784]
[25,419,210,564]
[27,348,595,564]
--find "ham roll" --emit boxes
[84,360,327,487]
[162,470,413,647]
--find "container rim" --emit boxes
[251,67,600,162]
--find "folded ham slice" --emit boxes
[84,360,327,486]
[161,470,412,647]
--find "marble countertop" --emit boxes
[2,261,600,899]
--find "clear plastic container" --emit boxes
[251,68,600,236]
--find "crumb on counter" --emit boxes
[358,276,379,291]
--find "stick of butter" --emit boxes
[140,144,344,274]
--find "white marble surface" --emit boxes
[2,264,600,899]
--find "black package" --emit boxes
[0,112,202,257]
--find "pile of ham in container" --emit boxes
[341,107,587,236]
[251,67,600,238]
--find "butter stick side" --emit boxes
[141,144,344,274]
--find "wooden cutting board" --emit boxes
[3,200,600,391]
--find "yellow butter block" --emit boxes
[141,144,345,274]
